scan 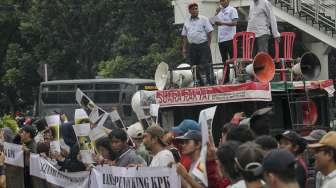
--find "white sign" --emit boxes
[30,154,89,188]
[3,142,24,167]
[90,165,181,188]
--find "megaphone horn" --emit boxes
[154,62,193,90]
[246,52,275,82]
[293,52,321,80]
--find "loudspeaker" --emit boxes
[292,52,321,80]
[154,62,193,90]
[245,52,275,82]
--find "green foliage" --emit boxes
[0,114,19,134]
[0,0,184,115]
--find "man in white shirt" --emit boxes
[215,0,238,64]
[247,0,280,54]
[309,131,336,188]
[143,125,175,167]
[182,2,214,86]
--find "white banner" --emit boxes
[30,154,90,188]
[191,106,218,186]
[3,142,24,167]
[90,165,181,188]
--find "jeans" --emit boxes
[254,34,270,55]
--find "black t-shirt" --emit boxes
[295,157,308,188]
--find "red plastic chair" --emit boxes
[274,32,296,81]
[222,32,255,84]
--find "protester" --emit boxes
[277,130,308,188]
[303,129,327,144]
[20,125,38,153]
[216,141,241,187]
[254,135,278,152]
[57,143,87,172]
[95,136,116,165]
[249,107,272,137]
[234,142,265,188]
[171,119,201,167]
[226,125,255,144]
[162,129,181,163]
[0,127,14,143]
[261,149,300,188]
[246,0,280,54]
[0,151,5,188]
[127,122,151,165]
[308,131,336,188]
[219,122,235,145]
[143,125,174,167]
[173,130,206,187]
[182,2,214,86]
[109,128,146,167]
[215,0,238,64]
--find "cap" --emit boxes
[145,125,167,145]
[303,129,327,142]
[308,131,336,148]
[175,130,202,142]
[188,2,198,9]
[127,122,144,139]
[171,119,200,136]
[276,130,301,143]
[260,149,296,173]
[276,130,307,154]
[22,125,38,138]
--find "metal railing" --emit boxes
[275,0,336,33]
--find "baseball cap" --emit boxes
[303,129,327,142]
[259,149,296,173]
[175,130,202,142]
[127,122,144,139]
[171,119,200,136]
[276,130,307,154]
[22,125,38,138]
[308,131,336,148]
[276,130,301,143]
[145,125,167,146]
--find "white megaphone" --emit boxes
[155,62,193,90]
[292,52,321,80]
[245,52,275,82]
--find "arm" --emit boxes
[216,19,238,26]
[182,36,188,58]
[265,1,280,38]
[207,32,212,47]
[176,163,205,188]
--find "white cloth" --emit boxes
[317,169,336,188]
[182,15,214,44]
[149,149,175,167]
[228,180,247,188]
[217,5,238,42]
[247,0,280,38]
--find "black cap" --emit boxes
[260,149,296,173]
[175,130,202,142]
[276,130,307,154]
[22,125,38,138]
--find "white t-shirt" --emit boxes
[182,15,214,44]
[217,5,238,42]
[149,149,175,167]
[228,180,247,188]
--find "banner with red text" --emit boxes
[154,82,271,107]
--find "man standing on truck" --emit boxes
[182,2,214,86]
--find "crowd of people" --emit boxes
[181,0,280,85]
[0,107,335,188]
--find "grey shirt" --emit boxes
[247,0,280,38]
[115,147,147,167]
